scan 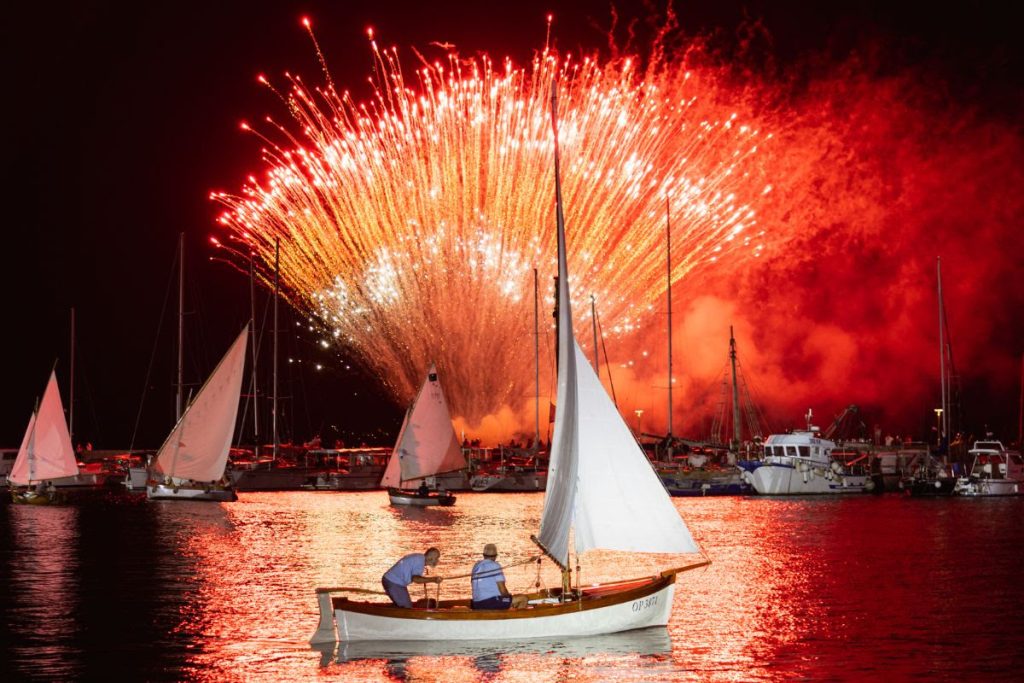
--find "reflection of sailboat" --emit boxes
[311,82,707,644]
[146,327,248,502]
[323,626,673,664]
[381,364,464,506]
[9,372,80,505]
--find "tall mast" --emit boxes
[666,199,673,462]
[273,238,280,463]
[176,232,184,422]
[69,307,75,445]
[1018,353,1023,447]
[590,295,599,373]
[249,253,260,456]
[937,257,947,452]
[729,326,742,449]
[534,268,540,452]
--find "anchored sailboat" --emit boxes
[146,326,248,502]
[310,81,707,644]
[381,364,464,506]
[9,371,80,505]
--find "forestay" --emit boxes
[381,364,465,487]
[152,327,248,483]
[9,371,79,485]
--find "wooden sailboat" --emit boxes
[146,327,248,502]
[9,371,80,505]
[310,82,707,644]
[381,364,464,506]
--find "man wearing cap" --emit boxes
[470,543,517,610]
[382,547,441,608]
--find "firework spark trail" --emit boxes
[213,40,773,421]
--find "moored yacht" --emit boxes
[739,414,871,495]
[953,440,1023,496]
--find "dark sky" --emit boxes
[3,1,1021,449]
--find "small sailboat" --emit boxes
[9,371,80,505]
[381,364,464,506]
[146,327,248,502]
[310,82,707,644]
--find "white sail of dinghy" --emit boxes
[536,86,698,567]
[9,371,79,486]
[151,327,248,484]
[381,364,465,487]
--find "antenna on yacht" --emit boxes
[805,409,819,433]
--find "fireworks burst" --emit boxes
[212,31,774,422]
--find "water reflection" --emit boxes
[2,492,1023,680]
[4,505,81,679]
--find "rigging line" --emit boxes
[436,555,544,581]
[236,290,271,445]
[128,245,179,454]
[595,309,618,407]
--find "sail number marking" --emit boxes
[631,595,658,612]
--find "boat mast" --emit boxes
[273,237,280,463]
[730,326,742,450]
[534,268,540,452]
[176,232,185,422]
[590,295,599,373]
[69,307,75,445]
[937,257,947,454]
[551,79,571,574]
[1018,353,1023,447]
[666,199,673,463]
[249,252,260,458]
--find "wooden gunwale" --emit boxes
[332,570,681,622]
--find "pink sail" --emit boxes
[381,364,465,487]
[9,372,78,485]
[151,328,248,483]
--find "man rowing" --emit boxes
[382,547,441,607]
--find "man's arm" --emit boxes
[411,574,441,584]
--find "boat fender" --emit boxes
[831,461,843,474]
[934,480,942,489]
[865,479,876,491]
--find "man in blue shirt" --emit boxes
[382,547,441,607]
[470,543,515,610]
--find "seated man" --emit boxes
[417,480,430,496]
[382,547,441,607]
[470,543,523,609]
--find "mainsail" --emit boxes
[151,327,248,483]
[9,371,79,486]
[536,82,699,566]
[381,364,465,487]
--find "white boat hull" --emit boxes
[338,584,673,641]
[746,463,869,495]
[124,466,149,492]
[953,478,1021,496]
[146,482,238,502]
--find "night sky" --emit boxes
[3,1,1022,451]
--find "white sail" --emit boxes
[152,327,248,483]
[537,82,698,565]
[380,407,411,488]
[9,372,79,485]
[384,364,465,486]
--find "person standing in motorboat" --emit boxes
[382,548,441,607]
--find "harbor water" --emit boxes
[1,492,1022,681]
